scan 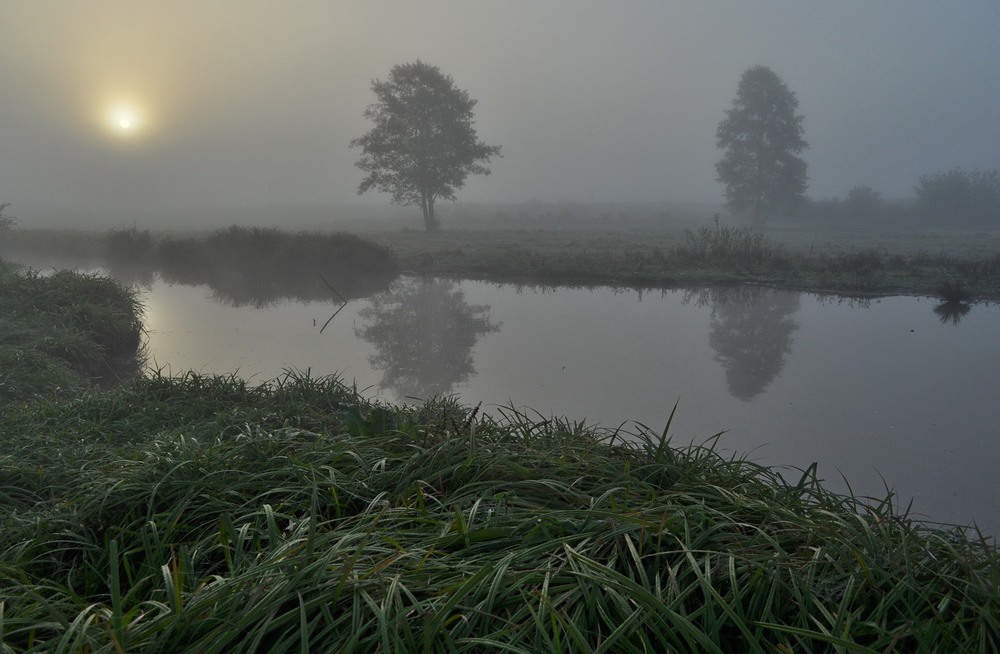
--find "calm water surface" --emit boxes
[135,274,1000,533]
[17,257,1000,533]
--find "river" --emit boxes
[11,256,1000,534]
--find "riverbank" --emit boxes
[3,370,999,652]
[365,225,1000,300]
[0,265,998,651]
[0,260,144,399]
[5,222,1000,301]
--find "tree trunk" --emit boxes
[422,193,440,232]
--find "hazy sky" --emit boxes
[1,1,998,224]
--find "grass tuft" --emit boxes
[1,369,997,652]
[0,266,145,399]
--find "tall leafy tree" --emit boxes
[351,61,501,231]
[716,66,808,227]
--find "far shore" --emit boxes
[3,221,1000,301]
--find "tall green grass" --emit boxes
[0,267,144,399]
[1,370,997,652]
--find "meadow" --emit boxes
[1,256,999,652]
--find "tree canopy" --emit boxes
[351,61,501,231]
[716,66,808,227]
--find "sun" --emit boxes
[112,108,138,132]
[102,102,145,138]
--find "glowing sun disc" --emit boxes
[107,104,141,135]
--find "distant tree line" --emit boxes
[794,168,1000,226]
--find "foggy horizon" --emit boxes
[2,1,999,227]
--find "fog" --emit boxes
[1,1,998,227]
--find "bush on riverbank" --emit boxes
[1,368,998,652]
[0,263,144,399]
[156,226,399,306]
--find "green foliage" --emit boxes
[0,372,997,652]
[717,66,809,226]
[351,60,502,231]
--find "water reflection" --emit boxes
[685,286,801,400]
[154,229,398,308]
[933,300,973,325]
[355,277,500,399]
[105,262,155,289]
[156,266,395,309]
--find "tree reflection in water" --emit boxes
[685,286,801,401]
[933,300,972,325]
[355,277,500,399]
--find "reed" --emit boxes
[1,370,997,652]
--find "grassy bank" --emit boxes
[0,260,144,399]
[2,371,998,652]
[366,225,1000,300]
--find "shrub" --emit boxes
[106,224,155,263]
[677,223,784,268]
